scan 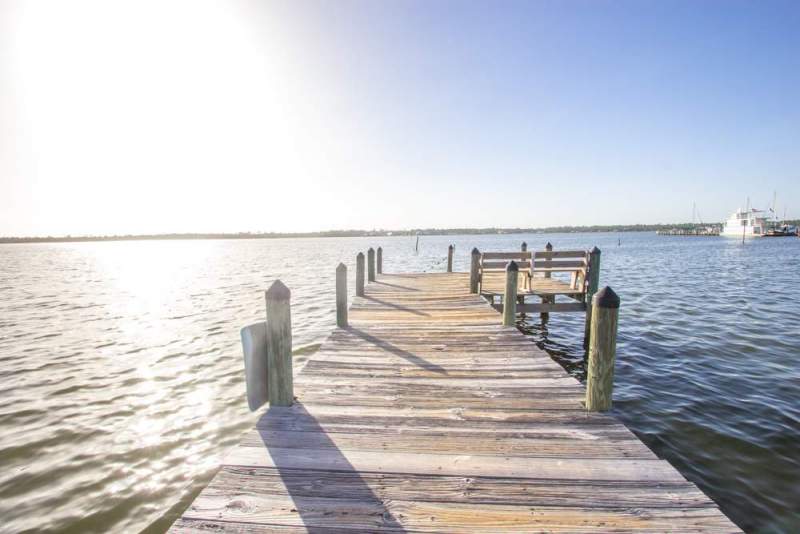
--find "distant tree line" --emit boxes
[3,221,772,244]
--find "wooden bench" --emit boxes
[477,248,599,313]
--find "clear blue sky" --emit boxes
[1,0,798,235]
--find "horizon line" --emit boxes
[0,220,763,244]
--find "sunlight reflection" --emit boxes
[91,240,219,312]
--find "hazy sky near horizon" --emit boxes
[1,0,798,236]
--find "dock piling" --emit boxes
[544,242,553,279]
[336,263,347,327]
[356,252,365,297]
[377,247,383,274]
[583,246,602,349]
[585,286,620,411]
[503,261,518,326]
[367,248,375,282]
[265,280,293,407]
[469,248,480,293]
[542,242,554,322]
[447,245,454,272]
[521,241,527,252]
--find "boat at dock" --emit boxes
[721,208,797,238]
[764,224,798,237]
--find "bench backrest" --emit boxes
[479,251,531,272]
[532,250,590,290]
[479,249,594,293]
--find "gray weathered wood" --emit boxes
[481,251,532,260]
[240,321,268,411]
[543,242,553,279]
[469,248,480,293]
[447,245,454,273]
[368,247,376,282]
[583,246,602,349]
[336,263,347,328]
[265,280,293,407]
[516,301,586,313]
[586,286,619,412]
[503,261,518,326]
[542,243,554,322]
[533,250,588,259]
[377,247,383,274]
[481,260,532,270]
[175,272,740,533]
[356,252,365,297]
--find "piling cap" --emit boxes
[506,261,519,272]
[357,251,364,258]
[471,247,480,255]
[448,244,454,250]
[590,246,601,255]
[266,279,291,300]
[368,247,374,253]
[377,246,382,251]
[545,242,553,250]
[336,262,346,272]
[521,241,527,247]
[593,286,619,309]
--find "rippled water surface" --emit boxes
[1,233,798,533]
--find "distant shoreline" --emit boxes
[7,222,792,244]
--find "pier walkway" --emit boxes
[172,272,738,532]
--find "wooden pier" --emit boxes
[171,248,739,532]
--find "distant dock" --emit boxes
[171,244,739,532]
[656,227,720,236]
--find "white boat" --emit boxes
[721,208,770,238]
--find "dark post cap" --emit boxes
[471,247,480,255]
[590,246,601,254]
[448,244,454,250]
[266,279,291,300]
[593,286,619,308]
[357,252,364,258]
[506,261,519,272]
[521,241,527,246]
[336,262,346,271]
[377,246,382,251]
[368,247,374,252]
[546,242,553,250]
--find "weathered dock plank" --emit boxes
[172,272,739,533]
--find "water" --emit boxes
[0,233,798,533]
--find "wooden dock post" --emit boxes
[356,252,365,297]
[265,280,293,407]
[447,244,454,272]
[336,263,347,328]
[544,242,553,278]
[518,242,527,305]
[583,246,602,349]
[377,247,383,274]
[367,248,375,282]
[469,248,480,293]
[585,286,620,411]
[541,242,553,322]
[503,261,518,326]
